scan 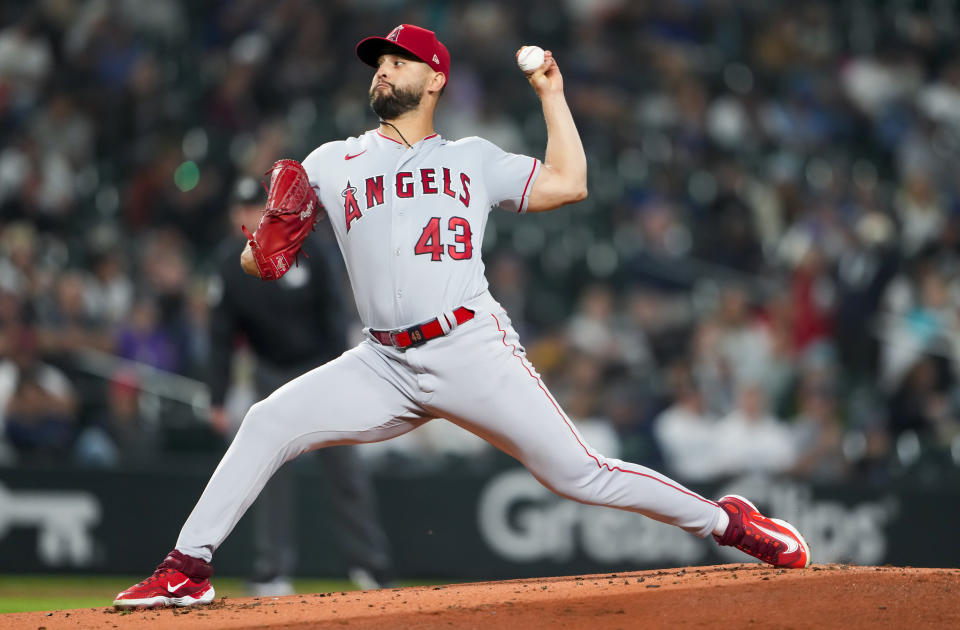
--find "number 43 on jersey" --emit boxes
[414,217,473,261]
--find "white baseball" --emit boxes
[517,45,545,74]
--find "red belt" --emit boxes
[370,307,474,350]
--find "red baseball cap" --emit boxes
[356,24,450,79]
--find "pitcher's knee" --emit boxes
[237,399,280,440]
[535,460,608,504]
[234,399,313,464]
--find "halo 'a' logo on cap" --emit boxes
[432,54,440,64]
[387,25,403,42]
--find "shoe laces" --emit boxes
[136,567,176,588]
[736,523,786,563]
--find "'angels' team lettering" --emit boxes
[342,168,472,231]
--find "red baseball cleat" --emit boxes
[714,495,811,568]
[113,550,215,609]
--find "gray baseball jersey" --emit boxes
[302,130,539,330]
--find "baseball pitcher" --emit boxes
[114,24,809,609]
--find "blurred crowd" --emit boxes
[1,0,960,486]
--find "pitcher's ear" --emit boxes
[430,71,447,94]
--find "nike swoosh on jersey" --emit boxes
[754,522,799,553]
[344,150,367,160]
[167,578,190,593]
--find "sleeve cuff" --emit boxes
[517,158,541,214]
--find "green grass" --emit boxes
[2,596,122,614]
[0,575,425,614]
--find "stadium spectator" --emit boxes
[653,361,721,482]
[714,382,797,477]
[84,248,134,326]
[0,326,77,462]
[789,373,847,481]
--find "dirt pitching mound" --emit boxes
[5,564,958,629]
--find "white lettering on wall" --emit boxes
[0,481,101,566]
[478,470,898,567]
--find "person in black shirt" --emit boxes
[207,176,394,594]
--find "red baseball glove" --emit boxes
[242,159,323,281]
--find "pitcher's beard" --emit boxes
[370,83,423,120]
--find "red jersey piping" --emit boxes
[519,158,538,213]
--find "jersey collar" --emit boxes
[373,129,441,148]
